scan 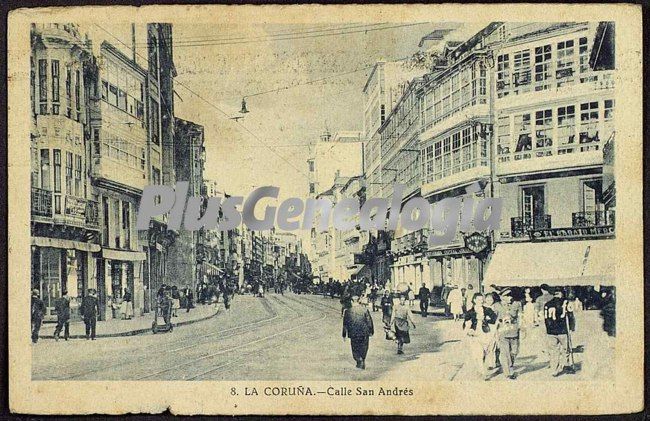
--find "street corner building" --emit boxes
[29,23,182,322]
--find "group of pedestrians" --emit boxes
[341,288,417,370]
[31,288,100,343]
[462,284,581,380]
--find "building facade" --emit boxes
[30,23,99,321]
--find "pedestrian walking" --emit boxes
[463,293,498,380]
[495,288,522,380]
[53,290,70,341]
[543,287,576,377]
[342,294,374,369]
[120,287,134,320]
[31,289,46,343]
[380,290,393,328]
[418,283,430,317]
[186,288,194,313]
[369,283,379,312]
[407,286,416,307]
[447,286,463,321]
[171,286,180,317]
[390,293,416,354]
[80,288,99,340]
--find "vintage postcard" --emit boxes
[7,3,644,416]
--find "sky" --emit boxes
[85,22,487,201]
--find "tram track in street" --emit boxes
[43,297,274,380]
[139,294,332,380]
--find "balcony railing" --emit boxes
[572,210,615,227]
[31,187,53,218]
[511,215,552,238]
[391,228,430,255]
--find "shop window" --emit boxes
[39,248,62,313]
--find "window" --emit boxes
[579,102,600,150]
[30,57,35,115]
[40,149,50,190]
[496,54,510,97]
[497,115,511,159]
[380,104,386,124]
[108,84,118,107]
[308,161,314,172]
[122,202,130,249]
[150,98,160,145]
[309,183,315,194]
[579,37,590,76]
[53,150,61,213]
[514,114,532,157]
[603,99,615,142]
[38,59,47,114]
[534,45,552,91]
[512,49,531,94]
[51,60,59,114]
[65,152,73,194]
[535,109,553,155]
[118,89,127,111]
[557,105,576,153]
[521,185,546,230]
[582,179,604,214]
[102,197,109,246]
[421,125,485,183]
[75,70,81,120]
[114,199,121,248]
[65,68,72,118]
[101,80,108,100]
[74,155,82,197]
[556,40,575,87]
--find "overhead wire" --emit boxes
[93,23,312,180]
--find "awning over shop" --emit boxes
[484,239,615,287]
[101,248,147,261]
[32,236,100,253]
[201,262,223,276]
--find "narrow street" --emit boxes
[32,292,612,382]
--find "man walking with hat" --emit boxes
[543,286,576,377]
[342,293,374,369]
[495,288,522,379]
[31,289,46,343]
[80,288,99,340]
[53,290,71,341]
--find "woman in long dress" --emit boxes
[390,294,416,354]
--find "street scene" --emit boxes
[29,20,616,381]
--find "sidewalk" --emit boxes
[39,304,220,339]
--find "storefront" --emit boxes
[95,248,146,320]
[31,237,100,321]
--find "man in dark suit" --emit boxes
[342,294,374,369]
[80,288,99,340]
[31,289,46,343]
[53,290,71,341]
[418,283,431,317]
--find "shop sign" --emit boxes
[529,225,615,241]
[65,196,86,222]
[464,232,489,254]
[426,247,473,257]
